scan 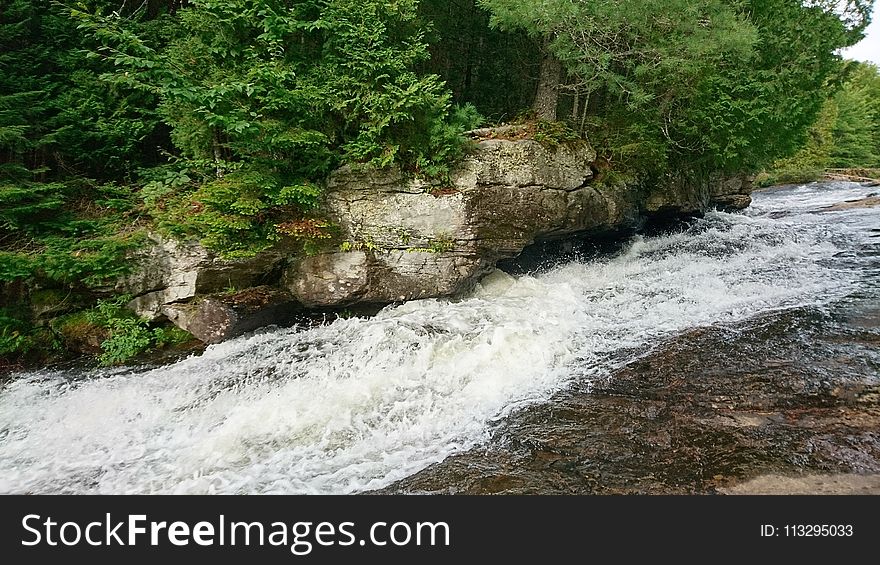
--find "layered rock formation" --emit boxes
[120,137,752,343]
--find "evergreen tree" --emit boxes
[829,62,880,167]
[82,0,476,255]
[474,0,872,176]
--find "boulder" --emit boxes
[285,251,371,307]
[115,137,755,340]
[119,234,286,320]
[162,287,300,344]
[646,172,754,214]
[286,250,487,307]
[709,174,754,211]
[712,194,753,211]
[644,173,708,216]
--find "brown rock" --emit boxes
[163,287,301,344]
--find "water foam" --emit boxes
[0,182,872,493]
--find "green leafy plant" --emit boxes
[97,317,154,366]
[152,326,193,349]
[276,218,337,256]
[338,236,382,253]
[0,307,60,362]
[409,236,455,253]
[0,310,36,357]
[50,296,196,366]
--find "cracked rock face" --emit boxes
[118,235,286,321]
[286,250,487,307]
[163,287,300,344]
[121,138,752,338]
[283,139,623,306]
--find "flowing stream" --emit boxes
[0,181,876,494]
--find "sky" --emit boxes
[842,4,880,65]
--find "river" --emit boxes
[0,181,877,494]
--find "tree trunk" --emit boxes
[532,38,562,122]
[212,130,224,177]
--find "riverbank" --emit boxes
[2,134,753,373]
[1,181,875,494]
[380,182,880,494]
[383,299,880,494]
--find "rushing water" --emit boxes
[0,182,877,494]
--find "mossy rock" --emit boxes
[30,289,78,320]
[50,313,107,355]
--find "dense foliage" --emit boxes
[77,0,480,256]
[761,61,880,185]
[0,0,158,288]
[0,0,875,365]
[468,0,873,179]
[829,62,880,168]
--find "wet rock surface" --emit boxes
[164,287,301,344]
[384,296,880,494]
[820,195,880,212]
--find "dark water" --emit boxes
[0,182,877,494]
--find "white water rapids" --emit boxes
[0,182,876,494]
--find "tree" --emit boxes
[476,0,872,178]
[80,0,475,255]
[476,0,568,120]
[829,62,880,167]
[1,0,161,288]
[477,0,757,124]
[418,0,538,121]
[681,0,872,174]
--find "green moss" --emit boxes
[533,121,584,149]
[49,311,107,360]
[30,289,67,308]
[152,326,193,348]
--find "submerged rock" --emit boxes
[820,195,880,212]
[712,194,753,211]
[381,300,880,495]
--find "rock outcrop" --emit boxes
[709,174,754,211]
[646,172,754,215]
[283,139,641,306]
[118,235,286,321]
[120,136,753,339]
[163,287,300,344]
